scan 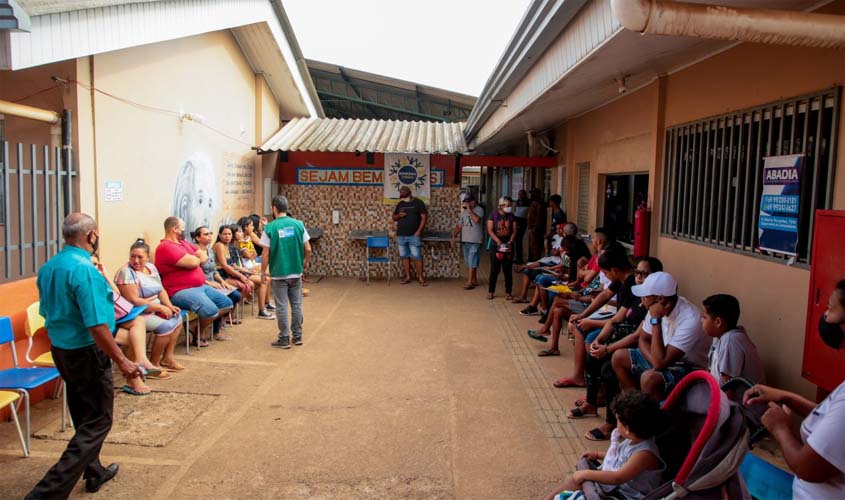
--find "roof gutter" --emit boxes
[464,0,588,143]
[611,0,845,49]
[270,0,325,118]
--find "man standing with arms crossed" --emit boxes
[261,196,311,349]
[392,185,428,286]
[26,213,142,499]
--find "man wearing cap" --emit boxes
[611,271,711,401]
[392,186,428,286]
[451,193,484,290]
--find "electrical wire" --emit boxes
[11,84,62,103]
[67,79,256,148]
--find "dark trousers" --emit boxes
[513,217,527,263]
[488,252,513,294]
[585,355,620,426]
[27,345,114,500]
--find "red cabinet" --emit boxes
[802,210,845,392]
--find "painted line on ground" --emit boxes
[0,448,183,466]
[171,355,277,367]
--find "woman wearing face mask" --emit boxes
[744,279,845,499]
[486,197,518,300]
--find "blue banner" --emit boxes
[758,154,803,256]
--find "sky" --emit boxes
[283,0,533,98]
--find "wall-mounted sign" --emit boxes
[384,153,430,204]
[758,154,804,256]
[295,166,445,188]
[104,180,123,202]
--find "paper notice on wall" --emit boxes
[758,154,803,256]
[104,180,123,202]
[384,153,430,204]
[222,154,255,219]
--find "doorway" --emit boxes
[603,173,649,245]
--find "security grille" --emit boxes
[660,88,839,264]
[577,162,590,232]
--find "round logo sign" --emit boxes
[398,165,418,185]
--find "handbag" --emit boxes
[113,290,148,324]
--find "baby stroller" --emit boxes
[576,371,765,500]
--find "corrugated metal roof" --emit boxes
[260,118,468,154]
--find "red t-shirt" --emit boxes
[581,254,599,289]
[154,239,205,296]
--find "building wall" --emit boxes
[83,29,278,272]
[557,22,845,396]
[277,151,462,279]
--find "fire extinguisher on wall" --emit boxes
[634,204,651,257]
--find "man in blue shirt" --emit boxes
[26,213,142,499]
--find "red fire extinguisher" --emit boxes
[634,205,651,257]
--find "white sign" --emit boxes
[383,153,430,204]
[104,180,123,202]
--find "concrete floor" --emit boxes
[0,270,609,499]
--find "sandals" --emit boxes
[486,293,494,300]
[511,298,528,304]
[567,407,598,419]
[527,330,548,342]
[145,368,171,380]
[400,277,412,285]
[463,284,476,290]
[214,333,233,341]
[160,362,186,372]
[553,377,585,388]
[505,294,514,301]
[537,349,560,357]
[585,428,610,441]
[191,336,209,348]
[418,280,429,287]
[121,385,151,396]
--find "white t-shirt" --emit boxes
[537,235,564,265]
[708,327,766,385]
[642,296,711,368]
[259,227,310,279]
[793,381,845,499]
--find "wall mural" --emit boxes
[171,153,222,234]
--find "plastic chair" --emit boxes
[0,390,28,456]
[366,236,391,285]
[24,302,70,432]
[0,316,63,452]
[181,310,201,354]
[740,452,794,500]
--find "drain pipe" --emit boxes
[611,0,845,49]
[0,99,60,124]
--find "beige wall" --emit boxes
[79,30,280,271]
[554,4,845,396]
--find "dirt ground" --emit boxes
[0,272,611,499]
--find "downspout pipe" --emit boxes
[0,99,60,124]
[611,0,845,50]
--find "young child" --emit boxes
[701,294,766,396]
[545,391,665,500]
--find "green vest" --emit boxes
[265,216,306,277]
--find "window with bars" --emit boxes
[660,88,839,264]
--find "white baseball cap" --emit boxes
[631,271,678,297]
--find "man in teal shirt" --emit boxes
[260,196,311,349]
[27,213,141,499]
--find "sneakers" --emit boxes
[271,337,291,349]
[538,311,549,324]
[520,305,539,316]
[257,309,276,320]
[265,302,276,311]
[293,337,303,346]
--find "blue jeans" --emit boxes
[271,277,303,341]
[462,242,481,269]
[396,235,422,260]
[628,348,693,395]
[171,285,233,319]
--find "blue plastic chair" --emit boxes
[366,236,391,285]
[740,452,794,500]
[0,315,62,453]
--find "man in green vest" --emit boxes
[260,196,311,349]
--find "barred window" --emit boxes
[661,88,839,264]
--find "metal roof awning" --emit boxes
[259,117,468,155]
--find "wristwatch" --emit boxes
[650,317,661,326]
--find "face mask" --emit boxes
[401,195,410,201]
[503,207,513,213]
[818,315,845,349]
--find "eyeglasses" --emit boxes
[634,270,650,277]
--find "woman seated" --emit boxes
[114,239,186,373]
[214,224,274,320]
[193,226,242,339]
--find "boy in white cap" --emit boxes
[611,271,711,401]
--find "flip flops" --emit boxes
[121,385,151,396]
[400,278,412,285]
[585,428,610,441]
[463,284,476,290]
[567,407,598,419]
[145,369,171,380]
[160,362,186,372]
[527,330,548,342]
[553,377,585,388]
[418,280,429,287]
[537,349,560,357]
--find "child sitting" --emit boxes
[701,294,766,398]
[545,391,665,500]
